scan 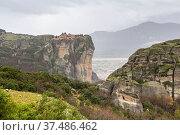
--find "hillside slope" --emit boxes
[0,88,86,120]
[0,66,125,120]
[100,39,180,112]
[1,66,180,119]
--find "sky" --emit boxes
[0,0,180,35]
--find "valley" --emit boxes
[92,58,128,80]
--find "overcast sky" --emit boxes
[0,0,180,35]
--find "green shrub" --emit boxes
[141,82,148,86]
[91,95,100,104]
[61,84,71,94]
[78,95,85,101]
[4,81,19,90]
[0,90,16,119]
[123,109,132,119]
[44,91,56,97]
[174,110,180,120]
[163,81,172,88]
[0,66,21,79]
[36,95,85,120]
[112,107,124,117]
[16,103,37,120]
[147,110,155,120]
[84,89,93,98]
[157,107,164,115]
[142,101,154,111]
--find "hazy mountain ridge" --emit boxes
[91,22,180,58]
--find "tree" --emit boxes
[170,54,180,101]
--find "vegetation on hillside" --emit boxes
[0,89,86,120]
[1,66,180,120]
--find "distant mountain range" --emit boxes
[91,22,180,58]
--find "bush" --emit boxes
[148,95,174,113]
[61,84,71,94]
[163,81,172,88]
[91,95,100,104]
[0,90,16,119]
[174,110,180,120]
[147,110,155,120]
[4,81,19,90]
[142,101,154,111]
[36,95,85,120]
[112,106,124,117]
[123,109,133,119]
[157,107,164,115]
[70,80,90,90]
[79,106,124,120]
[16,103,37,120]
[44,91,56,97]
[84,90,93,98]
[0,66,21,79]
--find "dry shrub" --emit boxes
[175,96,180,105]
[140,94,175,114]
[79,105,125,120]
[65,96,79,107]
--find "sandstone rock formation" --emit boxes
[0,30,98,82]
[100,39,180,112]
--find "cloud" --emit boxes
[0,0,180,34]
[0,0,87,15]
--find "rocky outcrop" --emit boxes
[0,29,98,82]
[100,39,180,112]
[92,71,101,83]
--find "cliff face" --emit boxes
[100,39,180,112]
[0,30,97,82]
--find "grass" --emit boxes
[1,88,87,120]
[141,82,148,86]
[3,89,42,105]
[1,33,31,41]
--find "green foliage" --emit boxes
[4,81,20,90]
[0,90,16,119]
[123,109,133,119]
[61,83,71,94]
[0,66,21,79]
[0,66,102,120]
[91,95,101,104]
[142,101,154,111]
[112,106,124,117]
[0,66,94,97]
[174,110,180,119]
[120,73,127,78]
[77,46,85,53]
[141,82,148,86]
[163,81,172,88]
[146,110,155,120]
[158,64,172,77]
[132,76,144,84]
[50,58,56,68]
[0,89,37,120]
[44,91,56,97]
[157,107,164,115]
[36,95,86,120]
[0,90,85,120]
[2,66,180,120]
[16,103,37,120]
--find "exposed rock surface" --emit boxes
[0,29,98,82]
[100,39,180,112]
[92,71,101,83]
